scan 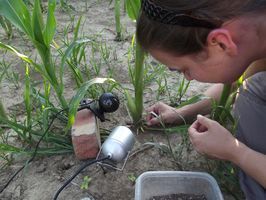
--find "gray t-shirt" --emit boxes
[233,71,266,199]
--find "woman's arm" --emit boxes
[189,115,266,188]
[178,83,224,123]
[231,141,266,188]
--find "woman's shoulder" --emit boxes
[244,59,266,79]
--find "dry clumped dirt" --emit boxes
[0,1,234,200]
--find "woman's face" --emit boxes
[149,49,248,83]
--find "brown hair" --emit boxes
[136,0,266,55]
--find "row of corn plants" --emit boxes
[0,0,117,164]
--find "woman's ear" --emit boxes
[207,29,238,56]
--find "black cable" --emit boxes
[53,156,110,200]
[0,109,67,194]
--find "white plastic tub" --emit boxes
[135,171,224,200]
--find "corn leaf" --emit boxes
[68,78,116,127]
[213,84,232,121]
[60,38,91,86]
[43,0,56,46]
[0,0,33,39]
[176,94,209,108]
[32,0,45,44]
[145,124,190,134]
[126,0,141,20]
[0,143,23,153]
[0,100,8,120]
[124,89,137,122]
[0,42,46,78]
[73,15,82,41]
[0,115,25,136]
[0,42,32,64]
[24,64,32,129]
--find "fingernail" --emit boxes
[197,114,203,118]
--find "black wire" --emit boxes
[0,109,67,194]
[53,156,110,200]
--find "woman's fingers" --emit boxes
[196,114,214,129]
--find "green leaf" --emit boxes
[126,0,141,20]
[43,0,56,46]
[0,100,8,120]
[0,42,32,63]
[32,0,45,44]
[60,38,91,86]
[0,0,33,39]
[0,143,22,153]
[24,64,32,128]
[73,15,82,41]
[124,89,137,122]
[0,42,45,76]
[68,78,116,127]
[176,94,209,108]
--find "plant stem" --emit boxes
[213,84,232,121]
[133,42,145,124]
[115,0,121,40]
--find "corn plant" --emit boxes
[0,0,118,162]
[124,0,145,126]
[110,0,122,40]
[0,0,69,109]
[115,0,122,40]
[55,16,89,88]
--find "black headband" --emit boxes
[142,0,222,29]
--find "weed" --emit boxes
[80,175,92,190]
[127,173,137,184]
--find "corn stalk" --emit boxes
[114,0,122,40]
[125,0,145,125]
[212,84,232,121]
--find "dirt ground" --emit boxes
[0,1,236,200]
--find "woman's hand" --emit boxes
[188,114,238,161]
[145,102,185,126]
[189,115,266,188]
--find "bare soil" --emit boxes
[0,1,235,200]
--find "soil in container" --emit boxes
[148,193,207,200]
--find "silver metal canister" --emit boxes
[101,126,135,162]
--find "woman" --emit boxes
[136,0,266,199]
